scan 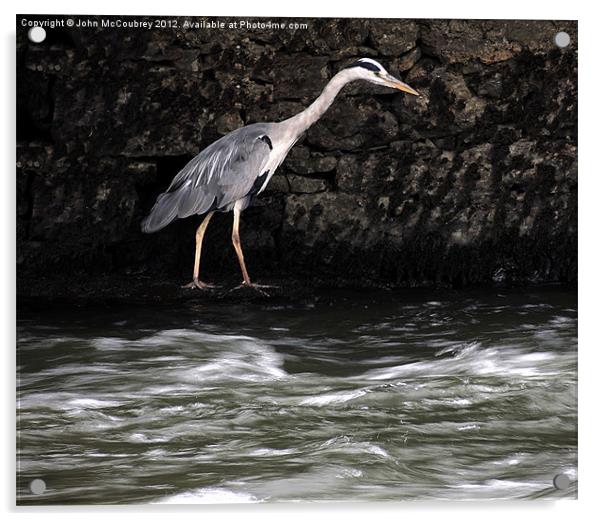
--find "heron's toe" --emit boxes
[231,281,271,297]
[181,279,217,290]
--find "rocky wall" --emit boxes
[17,17,577,293]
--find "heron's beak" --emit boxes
[385,74,420,96]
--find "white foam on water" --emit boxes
[87,328,291,387]
[318,435,350,449]
[359,340,572,382]
[128,433,170,444]
[67,398,122,409]
[317,436,391,460]
[477,453,526,469]
[300,389,367,406]
[144,356,187,362]
[144,448,167,458]
[139,384,196,395]
[248,447,297,457]
[114,329,290,384]
[335,467,363,478]
[156,487,259,504]
[158,405,186,414]
[92,337,129,350]
[457,423,480,431]
[450,398,471,406]
[363,444,390,458]
[480,479,544,490]
[184,349,286,383]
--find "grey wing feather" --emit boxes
[141,123,273,233]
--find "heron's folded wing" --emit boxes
[141,125,273,233]
[167,125,273,217]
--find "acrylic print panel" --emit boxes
[16,15,577,504]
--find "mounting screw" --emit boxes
[28,27,46,43]
[553,473,570,490]
[554,32,570,48]
[29,478,46,495]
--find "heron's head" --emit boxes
[344,58,419,96]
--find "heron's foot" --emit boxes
[181,278,218,290]
[230,281,274,297]
[246,282,278,289]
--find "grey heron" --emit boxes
[141,58,419,291]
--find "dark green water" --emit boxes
[17,288,577,504]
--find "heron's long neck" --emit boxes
[284,71,351,138]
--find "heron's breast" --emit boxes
[256,139,295,194]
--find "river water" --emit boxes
[17,287,577,504]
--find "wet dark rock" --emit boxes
[395,48,422,72]
[263,173,289,194]
[368,20,418,56]
[285,147,338,175]
[247,100,306,125]
[287,175,329,194]
[418,20,571,65]
[273,54,330,100]
[216,111,244,135]
[17,17,577,301]
[307,97,400,150]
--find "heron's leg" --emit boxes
[230,208,275,296]
[231,206,252,286]
[182,211,215,290]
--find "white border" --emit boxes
[3,1,597,520]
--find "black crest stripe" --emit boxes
[343,60,381,73]
[259,135,273,150]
